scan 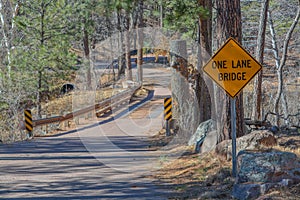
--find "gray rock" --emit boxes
[233,180,294,200]
[188,119,213,146]
[232,150,300,200]
[269,126,279,134]
[232,183,261,200]
[237,150,300,184]
[215,130,277,160]
[201,130,217,153]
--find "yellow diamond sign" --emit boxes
[203,38,262,98]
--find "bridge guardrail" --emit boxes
[29,83,141,129]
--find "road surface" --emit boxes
[0,66,173,199]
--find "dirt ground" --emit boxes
[148,130,300,200]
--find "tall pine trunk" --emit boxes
[197,0,213,123]
[125,11,132,80]
[215,0,244,143]
[136,0,143,83]
[116,11,125,80]
[83,27,92,90]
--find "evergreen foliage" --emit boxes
[13,0,77,115]
[163,0,209,39]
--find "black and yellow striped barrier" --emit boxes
[24,109,33,133]
[164,97,172,136]
[164,97,172,121]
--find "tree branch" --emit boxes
[278,3,300,71]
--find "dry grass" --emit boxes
[99,73,116,86]
[149,130,300,200]
[152,151,234,199]
[32,88,120,117]
[148,130,233,199]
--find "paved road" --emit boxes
[0,66,173,199]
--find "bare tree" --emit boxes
[0,1,26,142]
[268,1,300,127]
[0,0,20,77]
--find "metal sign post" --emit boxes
[166,120,170,137]
[202,37,263,178]
[231,98,237,177]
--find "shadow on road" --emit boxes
[0,89,172,199]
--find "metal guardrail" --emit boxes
[32,84,141,128]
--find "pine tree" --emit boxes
[215,0,244,142]
[14,0,77,117]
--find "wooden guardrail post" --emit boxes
[75,116,79,125]
[41,115,47,134]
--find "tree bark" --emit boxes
[0,1,20,78]
[116,11,125,80]
[198,0,212,57]
[268,4,300,127]
[215,0,244,143]
[160,0,163,27]
[37,70,42,118]
[83,27,92,90]
[136,0,144,83]
[274,5,300,127]
[37,3,46,118]
[252,0,269,121]
[124,11,132,81]
[197,0,213,123]
[0,2,11,76]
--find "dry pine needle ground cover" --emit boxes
[148,130,300,200]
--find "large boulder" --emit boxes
[170,40,201,138]
[232,150,300,200]
[215,130,277,159]
[188,119,213,146]
[237,150,300,184]
[201,130,217,153]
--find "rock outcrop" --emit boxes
[232,150,300,200]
